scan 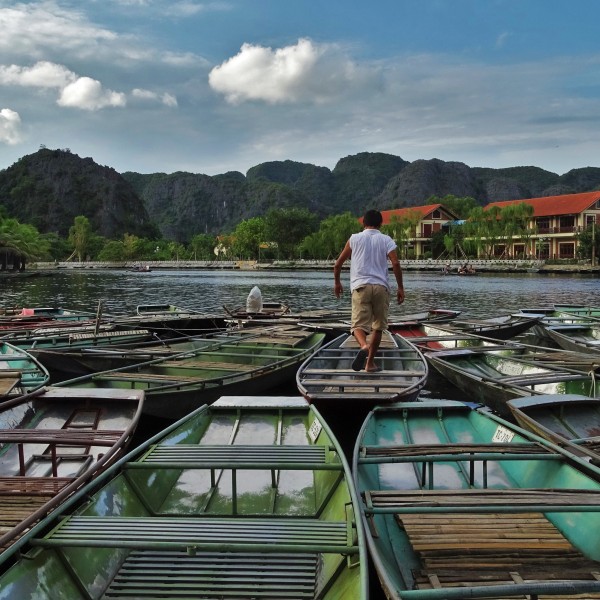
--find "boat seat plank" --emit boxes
[156,360,258,372]
[366,488,600,511]
[302,378,421,388]
[0,429,123,447]
[131,445,342,470]
[98,373,206,384]
[0,378,20,395]
[301,369,426,377]
[399,512,600,596]
[33,516,358,554]
[361,442,551,458]
[0,477,73,494]
[102,550,318,599]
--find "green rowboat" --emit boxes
[353,399,600,599]
[0,386,144,550]
[508,394,600,465]
[0,341,49,400]
[0,396,368,599]
[55,325,326,419]
[425,346,599,417]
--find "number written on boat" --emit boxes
[308,418,322,442]
[492,424,515,443]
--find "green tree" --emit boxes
[299,212,361,259]
[576,223,600,262]
[189,234,217,260]
[231,217,266,259]
[264,208,318,259]
[382,210,421,258]
[430,194,479,219]
[0,217,50,267]
[68,215,92,262]
[97,240,126,261]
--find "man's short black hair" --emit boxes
[363,209,383,228]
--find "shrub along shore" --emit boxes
[27,259,600,274]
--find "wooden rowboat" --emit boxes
[392,313,539,341]
[353,399,600,599]
[0,396,368,599]
[55,325,326,419]
[425,346,599,417]
[0,341,49,400]
[296,331,428,409]
[0,386,144,550]
[507,394,600,464]
[542,323,600,355]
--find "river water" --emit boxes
[4,268,599,598]
[3,268,599,316]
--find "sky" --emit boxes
[1,0,600,178]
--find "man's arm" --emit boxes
[388,249,405,304]
[333,241,352,298]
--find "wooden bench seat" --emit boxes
[33,516,359,554]
[0,429,123,447]
[398,511,600,597]
[0,377,20,396]
[358,442,561,463]
[364,488,600,514]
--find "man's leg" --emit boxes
[365,329,382,371]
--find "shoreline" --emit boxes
[17,258,600,275]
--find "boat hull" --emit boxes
[353,400,600,599]
[0,396,368,599]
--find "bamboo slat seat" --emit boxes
[0,429,123,447]
[399,512,600,597]
[69,329,150,341]
[0,377,20,395]
[361,442,553,459]
[155,359,258,371]
[33,516,358,554]
[0,476,73,495]
[364,488,600,512]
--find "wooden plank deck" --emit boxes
[398,512,600,598]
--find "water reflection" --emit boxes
[2,269,599,317]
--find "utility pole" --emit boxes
[592,220,597,267]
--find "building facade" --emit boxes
[484,191,600,260]
[379,192,600,260]
[379,203,460,258]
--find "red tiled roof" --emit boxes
[485,191,600,217]
[377,204,458,225]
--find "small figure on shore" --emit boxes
[333,209,405,373]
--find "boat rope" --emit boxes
[589,368,597,396]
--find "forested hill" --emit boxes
[2,148,600,243]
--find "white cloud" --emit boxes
[0,61,75,89]
[58,77,126,110]
[132,88,178,106]
[0,2,117,59]
[0,109,23,145]
[209,38,372,104]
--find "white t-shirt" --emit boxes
[349,229,397,292]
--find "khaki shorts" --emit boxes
[351,284,390,334]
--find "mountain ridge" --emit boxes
[1,148,599,242]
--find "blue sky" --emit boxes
[1,0,599,178]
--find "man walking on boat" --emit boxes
[333,209,405,372]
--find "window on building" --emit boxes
[558,243,575,259]
[536,218,550,233]
[432,210,441,219]
[558,216,575,232]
